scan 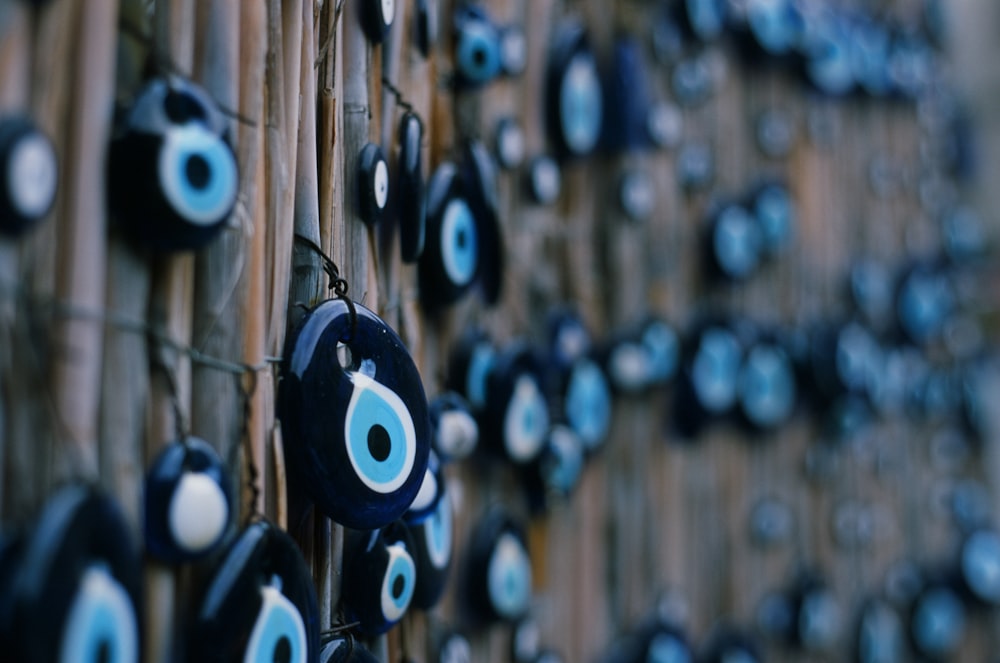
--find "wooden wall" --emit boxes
[0,0,997,662]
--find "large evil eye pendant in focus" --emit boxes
[357,142,390,226]
[546,23,603,159]
[0,115,58,237]
[465,507,533,624]
[144,436,232,563]
[361,0,395,44]
[6,485,142,663]
[483,344,551,465]
[109,76,238,252]
[396,113,426,262]
[453,4,502,88]
[429,392,479,460]
[279,298,431,530]
[343,523,418,635]
[192,520,319,663]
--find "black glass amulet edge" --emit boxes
[279,298,431,530]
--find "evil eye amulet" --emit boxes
[453,5,502,87]
[404,481,454,610]
[342,522,418,635]
[0,115,58,237]
[706,203,763,282]
[546,23,603,159]
[279,298,431,530]
[360,0,395,44]
[561,357,612,454]
[445,328,497,412]
[357,142,389,225]
[638,624,695,663]
[856,600,905,663]
[6,485,142,663]
[465,507,532,624]
[144,436,233,563]
[396,113,426,262]
[192,520,319,663]
[419,163,481,311]
[483,344,551,465]
[108,76,239,252]
[908,581,965,659]
[429,392,479,460]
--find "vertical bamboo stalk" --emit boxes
[50,0,118,483]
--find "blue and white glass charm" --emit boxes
[483,345,551,466]
[403,453,454,610]
[453,4,502,88]
[192,520,319,663]
[360,0,395,44]
[342,522,418,635]
[396,112,426,262]
[465,507,533,625]
[357,142,390,226]
[0,115,58,237]
[279,298,431,530]
[546,22,603,159]
[5,485,142,663]
[144,436,233,563]
[428,392,479,460]
[109,76,239,251]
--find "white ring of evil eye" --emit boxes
[408,467,439,514]
[440,197,479,287]
[559,52,603,155]
[168,471,230,553]
[380,0,395,26]
[647,633,691,663]
[380,543,416,622]
[487,532,531,619]
[962,530,1000,603]
[373,158,389,210]
[244,582,307,663]
[425,490,453,569]
[503,375,549,463]
[344,372,417,494]
[159,123,238,226]
[7,131,57,220]
[59,565,138,663]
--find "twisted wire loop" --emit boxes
[293,233,358,342]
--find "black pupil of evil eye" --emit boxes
[186,155,211,189]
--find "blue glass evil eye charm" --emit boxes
[738,336,797,432]
[0,116,58,237]
[465,507,532,624]
[636,624,694,663]
[403,456,454,610]
[319,636,380,663]
[445,328,498,413]
[958,529,1000,607]
[673,321,743,437]
[908,581,965,660]
[342,522,418,635]
[109,76,238,252]
[144,436,232,563]
[706,202,763,282]
[360,0,395,44]
[700,628,761,663]
[856,600,904,663]
[6,485,142,663]
[357,142,389,226]
[676,0,728,43]
[396,113,426,262]
[279,298,431,530]
[483,344,551,466]
[547,23,603,159]
[192,520,319,663]
[429,392,479,461]
[453,5,502,88]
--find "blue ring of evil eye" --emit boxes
[59,564,139,663]
[502,374,550,464]
[159,123,239,227]
[739,343,796,430]
[455,15,502,86]
[424,491,453,570]
[646,631,693,663]
[380,543,417,622]
[564,359,611,451]
[244,581,308,663]
[911,586,965,658]
[487,532,532,620]
[558,52,603,156]
[440,197,479,287]
[279,298,430,530]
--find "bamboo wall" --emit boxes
[1,0,998,662]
